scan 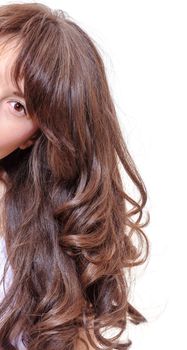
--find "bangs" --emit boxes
[10,23,63,120]
[0,34,25,99]
[0,18,62,120]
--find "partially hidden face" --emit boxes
[0,37,40,160]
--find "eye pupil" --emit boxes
[15,102,22,112]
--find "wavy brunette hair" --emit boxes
[0,2,150,350]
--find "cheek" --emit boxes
[0,117,39,154]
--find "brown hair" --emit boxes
[0,2,150,349]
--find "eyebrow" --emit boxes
[12,90,25,99]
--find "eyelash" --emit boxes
[8,100,27,116]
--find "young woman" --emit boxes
[0,2,150,349]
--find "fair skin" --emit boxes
[0,37,40,160]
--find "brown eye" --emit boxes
[9,101,26,116]
[14,102,24,112]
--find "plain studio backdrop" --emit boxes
[0,0,186,349]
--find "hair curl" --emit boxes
[0,2,150,349]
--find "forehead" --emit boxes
[0,35,20,55]
[0,36,23,91]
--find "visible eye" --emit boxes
[8,100,27,116]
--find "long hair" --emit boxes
[0,2,150,349]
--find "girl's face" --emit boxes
[0,38,40,160]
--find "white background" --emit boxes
[1,0,186,348]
